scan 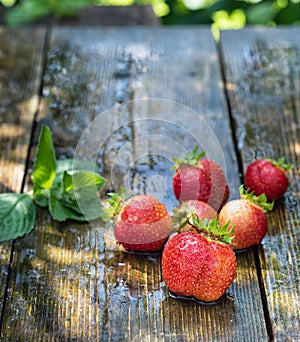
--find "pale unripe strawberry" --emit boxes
[219,185,274,250]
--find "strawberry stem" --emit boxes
[188,216,234,244]
[239,184,274,212]
[101,186,126,221]
[266,157,293,172]
[172,202,194,232]
[171,146,206,171]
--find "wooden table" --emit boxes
[0,25,299,341]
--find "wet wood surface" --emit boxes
[220,27,300,341]
[0,27,46,316]
[0,26,299,341]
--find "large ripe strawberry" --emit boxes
[245,157,293,201]
[219,185,274,250]
[172,200,218,232]
[162,217,236,303]
[171,147,229,211]
[102,188,173,252]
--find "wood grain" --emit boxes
[0,27,273,341]
[0,27,46,315]
[220,27,300,341]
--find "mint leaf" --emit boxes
[32,188,49,208]
[49,184,87,222]
[63,170,105,220]
[54,159,100,184]
[48,170,105,222]
[31,125,105,222]
[63,170,105,192]
[32,125,57,206]
[0,193,36,242]
[32,125,57,188]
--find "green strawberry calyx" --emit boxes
[239,184,274,212]
[101,186,126,221]
[189,216,234,245]
[171,146,205,171]
[172,204,234,244]
[266,157,293,172]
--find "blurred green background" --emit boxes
[1,0,299,38]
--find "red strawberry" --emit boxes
[245,157,292,201]
[102,188,173,252]
[172,200,218,232]
[218,185,274,250]
[162,217,236,303]
[172,147,229,211]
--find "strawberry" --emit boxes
[102,188,173,252]
[171,147,229,211]
[172,200,218,232]
[218,185,274,250]
[162,217,236,303]
[245,157,293,201]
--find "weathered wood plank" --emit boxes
[1,27,268,341]
[0,27,46,317]
[220,27,300,341]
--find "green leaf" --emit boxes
[275,3,300,25]
[31,125,105,222]
[32,125,57,190]
[32,125,57,207]
[32,188,49,208]
[246,2,277,24]
[62,170,105,220]
[48,170,105,222]
[63,170,105,192]
[5,0,51,26]
[54,0,94,16]
[49,184,87,222]
[33,158,101,208]
[0,193,36,242]
[54,159,100,184]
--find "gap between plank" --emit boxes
[215,38,275,342]
[253,246,275,341]
[215,40,244,184]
